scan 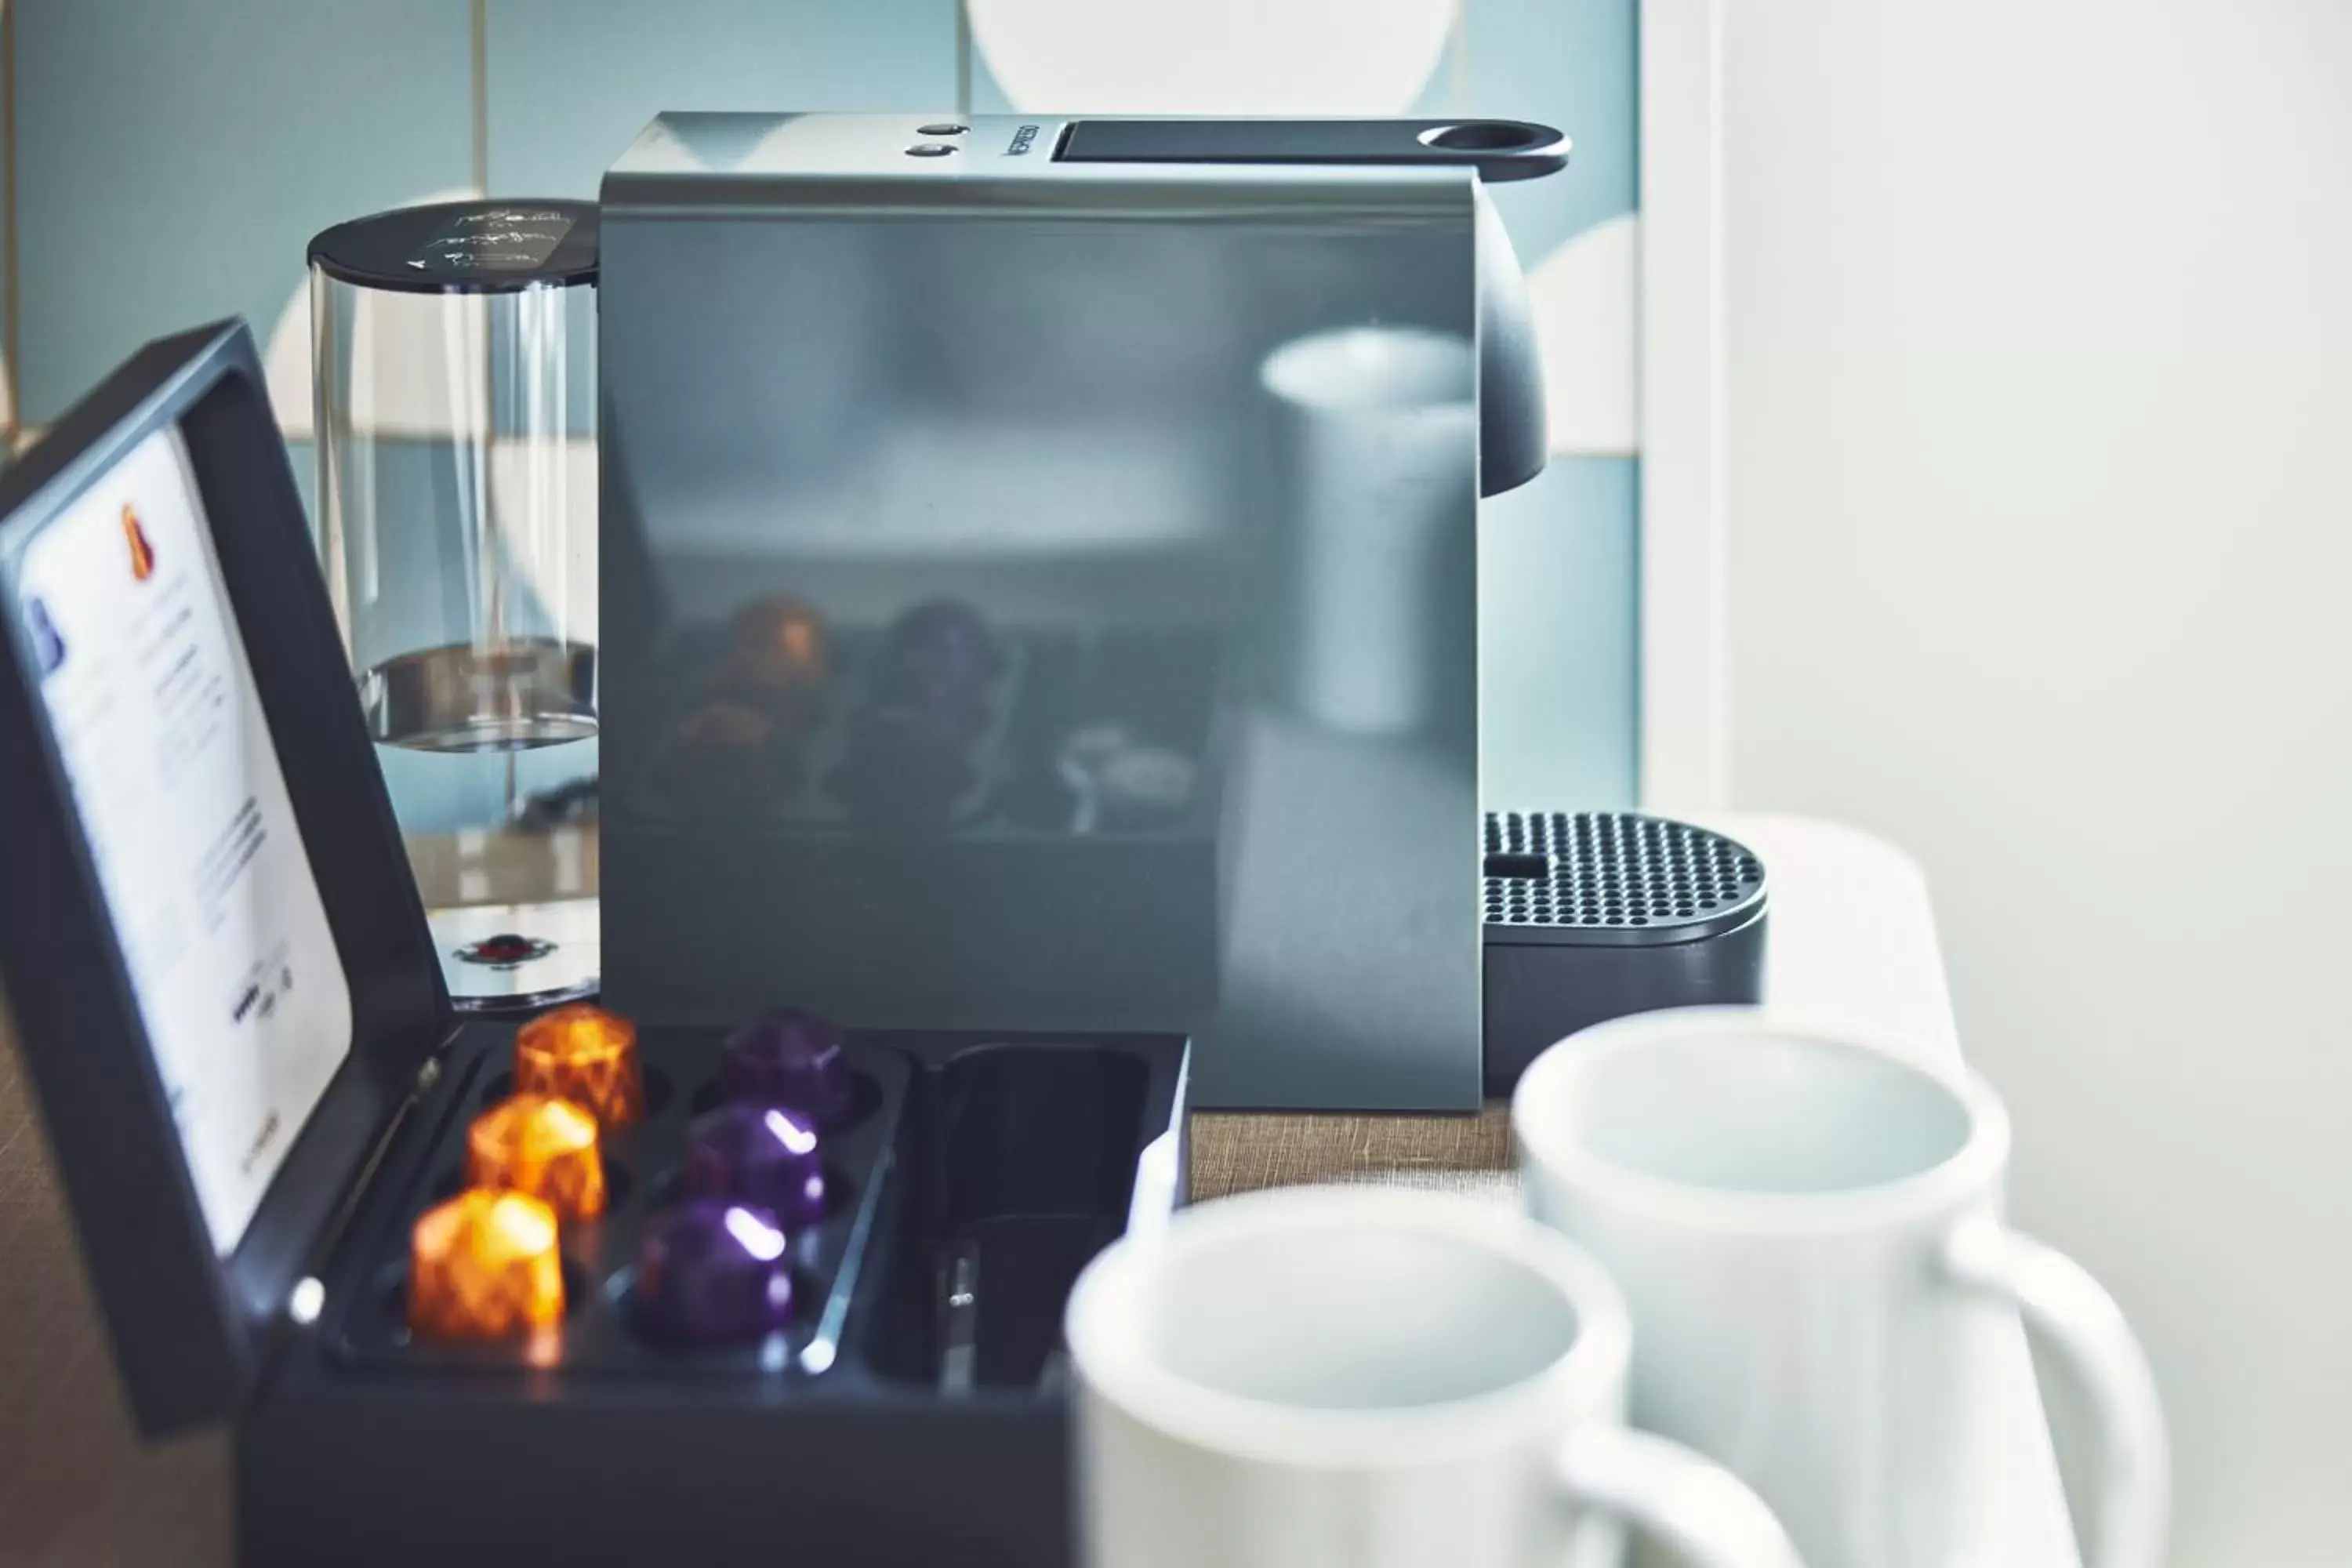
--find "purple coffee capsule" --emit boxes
[880,596,999,691]
[720,1008,855,1127]
[631,1200,795,1347]
[683,1103,828,1226]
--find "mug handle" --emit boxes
[1555,1424,1805,1568]
[1942,1218,2172,1568]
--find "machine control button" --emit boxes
[916,122,969,136]
[906,142,957,158]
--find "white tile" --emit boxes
[1528,212,1640,458]
[968,0,1457,114]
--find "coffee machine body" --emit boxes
[599,113,1561,1109]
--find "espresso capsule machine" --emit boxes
[601,113,1573,1110]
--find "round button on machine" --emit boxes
[906,143,957,158]
[916,122,969,136]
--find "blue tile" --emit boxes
[1464,0,1636,263]
[485,0,959,198]
[14,0,474,424]
[1480,456,1639,810]
[1462,2,1639,805]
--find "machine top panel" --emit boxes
[603,112,1486,212]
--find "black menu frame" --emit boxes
[0,321,451,1435]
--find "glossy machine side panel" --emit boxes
[600,115,1483,1109]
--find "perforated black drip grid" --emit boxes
[1483,811,1765,946]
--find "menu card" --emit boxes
[14,424,352,1253]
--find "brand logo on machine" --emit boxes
[1007,123,1040,156]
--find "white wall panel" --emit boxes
[1722,4,2352,1560]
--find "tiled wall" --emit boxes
[0,0,1638,808]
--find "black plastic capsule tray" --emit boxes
[333,1029,912,1377]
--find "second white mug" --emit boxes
[1514,1007,2170,1568]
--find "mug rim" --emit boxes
[1065,1185,1630,1469]
[1512,1006,2012,1235]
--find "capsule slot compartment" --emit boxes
[864,1043,1152,1392]
[330,1029,909,1377]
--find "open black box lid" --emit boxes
[0,321,452,1436]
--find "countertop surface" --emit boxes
[0,815,2081,1568]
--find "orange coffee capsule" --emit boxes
[729,594,829,685]
[408,1189,565,1340]
[466,1094,606,1221]
[514,1003,644,1127]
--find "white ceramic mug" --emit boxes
[1065,1185,1802,1568]
[1513,1007,2170,1568]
